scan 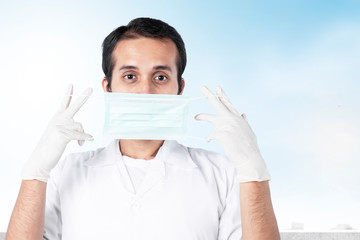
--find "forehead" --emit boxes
[112,37,178,67]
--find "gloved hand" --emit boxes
[195,86,271,183]
[21,84,94,182]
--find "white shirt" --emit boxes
[43,140,242,240]
[122,155,155,194]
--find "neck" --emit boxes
[119,139,164,160]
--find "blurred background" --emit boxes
[1,0,360,232]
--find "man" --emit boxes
[6,18,280,239]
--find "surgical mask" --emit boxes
[103,92,191,140]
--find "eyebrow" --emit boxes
[153,65,172,72]
[119,65,138,71]
[118,65,172,72]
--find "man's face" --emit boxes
[102,37,184,95]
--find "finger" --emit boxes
[215,86,240,115]
[57,122,94,144]
[241,113,248,122]
[56,126,94,141]
[77,124,85,146]
[194,113,217,123]
[206,130,223,142]
[78,140,85,146]
[56,121,82,131]
[58,84,73,112]
[65,88,93,118]
[200,86,228,115]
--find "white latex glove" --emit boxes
[195,86,271,183]
[22,84,94,182]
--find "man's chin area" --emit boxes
[118,139,166,146]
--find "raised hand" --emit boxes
[195,86,270,182]
[21,84,93,182]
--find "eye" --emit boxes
[155,75,168,81]
[124,74,136,80]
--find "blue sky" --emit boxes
[1,0,360,231]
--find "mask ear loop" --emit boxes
[181,96,208,141]
[183,136,207,141]
[189,96,207,101]
[185,95,231,141]
[63,94,104,98]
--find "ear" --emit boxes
[102,77,110,92]
[179,78,185,95]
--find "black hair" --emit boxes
[102,17,186,94]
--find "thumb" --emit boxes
[206,130,223,142]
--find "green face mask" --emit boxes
[103,92,190,140]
